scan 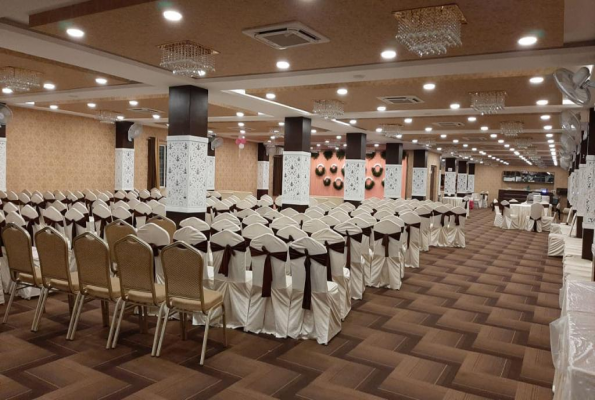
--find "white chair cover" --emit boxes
[446,206,467,247]
[276,225,308,245]
[400,212,421,268]
[173,226,210,283]
[304,209,324,219]
[43,206,66,237]
[302,219,329,236]
[242,214,268,228]
[414,207,432,252]
[430,205,450,247]
[137,223,170,284]
[133,202,152,228]
[113,206,133,225]
[213,213,241,226]
[525,203,543,232]
[64,208,87,242]
[319,215,340,228]
[243,223,274,269]
[211,218,241,234]
[92,203,112,238]
[334,222,365,300]
[370,220,403,289]
[270,216,298,234]
[349,217,374,286]
[279,208,299,218]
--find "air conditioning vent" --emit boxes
[243,22,329,50]
[378,95,424,105]
[434,121,465,128]
[128,107,164,114]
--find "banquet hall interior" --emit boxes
[0,0,594,399]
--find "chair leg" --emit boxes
[151,303,165,357]
[68,294,86,341]
[106,299,122,349]
[31,288,48,332]
[2,281,17,324]
[221,304,227,347]
[156,308,170,357]
[66,293,82,340]
[111,300,126,349]
[200,309,213,366]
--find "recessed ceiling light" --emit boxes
[498,139,504,143]
[2,88,13,94]
[450,103,460,109]
[278,122,284,126]
[437,147,442,151]
[440,134,447,138]
[423,83,436,91]
[374,143,380,148]
[238,122,245,127]
[348,119,357,125]
[43,83,55,90]
[518,36,538,46]
[325,140,330,144]
[425,127,432,132]
[404,118,412,124]
[544,125,552,130]
[266,93,276,100]
[541,115,550,120]
[129,100,138,106]
[236,112,244,117]
[377,106,386,112]
[87,103,96,108]
[66,28,84,38]
[95,77,107,85]
[276,60,290,70]
[530,76,544,84]
[49,105,58,110]
[472,147,477,151]
[549,144,555,148]
[504,144,510,148]
[337,88,348,96]
[316,144,321,147]
[481,126,489,131]
[536,99,549,106]
[396,134,402,139]
[510,148,515,151]
[381,50,397,60]
[375,127,383,133]
[548,139,554,143]
[453,139,459,143]
[490,133,498,138]
[336,135,341,139]
[163,10,183,21]
[468,116,477,122]
[311,129,317,133]
[270,135,276,140]
[463,144,468,147]
[546,133,554,138]
[412,139,418,143]
[25,101,35,105]
[240,129,246,134]
[343,143,347,147]
[152,114,160,119]
[117,115,125,121]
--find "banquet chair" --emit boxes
[128,198,141,210]
[21,205,41,244]
[274,196,283,209]
[213,213,241,227]
[446,206,467,247]
[255,206,273,217]
[133,202,152,228]
[328,210,350,224]
[373,209,393,221]
[304,209,324,219]
[105,220,136,273]
[180,217,211,239]
[33,227,80,333]
[280,208,299,218]
[210,230,250,329]
[287,237,341,344]
[172,227,211,284]
[525,203,543,232]
[4,201,20,216]
[31,193,44,214]
[151,203,166,218]
[400,212,421,268]
[370,220,403,289]
[147,216,176,243]
[125,191,138,202]
[334,222,365,300]
[270,216,298,234]
[241,214,268,230]
[348,217,374,286]
[2,224,44,324]
[291,213,311,227]
[6,211,27,230]
[501,200,519,230]
[43,191,55,210]
[245,233,290,338]
[43,206,66,237]
[414,207,432,252]
[276,225,308,245]
[494,202,504,228]
[311,228,350,320]
[72,201,89,217]
[213,202,231,217]
[302,219,329,236]
[317,203,332,214]
[139,190,151,202]
[257,196,274,208]
[542,210,554,232]
[156,241,226,364]
[236,208,257,220]
[350,208,370,218]
[84,192,97,214]
[112,235,165,352]
[112,200,130,212]
[52,200,68,216]
[337,202,356,213]
[18,192,30,210]
[112,206,133,226]
[320,215,340,228]
[211,219,241,234]
[93,203,113,239]
[138,223,170,284]
[430,205,449,247]
[242,223,274,269]
[264,210,282,223]
[0,211,9,293]
[64,208,87,243]
[235,199,254,213]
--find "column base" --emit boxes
[583,228,593,261]
[412,196,426,201]
[166,211,206,226]
[257,189,269,199]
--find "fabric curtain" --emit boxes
[147,137,159,190]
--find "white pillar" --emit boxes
[114,148,135,191]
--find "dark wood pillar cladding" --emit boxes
[457,160,468,197]
[167,85,209,224]
[412,150,428,200]
[0,125,6,138]
[468,163,475,175]
[577,131,588,239]
[115,121,134,149]
[444,158,456,173]
[257,143,268,199]
[344,132,367,207]
[281,117,311,212]
[584,108,595,263]
[385,143,403,164]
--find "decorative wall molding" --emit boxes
[166,135,208,213]
[586,156,595,229]
[0,138,6,192]
[412,167,427,197]
[384,164,402,199]
[206,155,215,190]
[114,148,135,191]
[444,172,457,196]
[282,151,310,205]
[467,174,475,193]
[257,160,269,190]
[344,159,366,201]
[457,173,468,194]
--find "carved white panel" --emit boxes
[166,135,208,213]
[569,172,575,206]
[457,173,468,194]
[578,163,587,217]
[584,156,595,229]
[344,159,366,201]
[206,155,215,190]
[0,138,6,192]
[444,172,457,196]
[384,164,402,199]
[114,148,135,191]
[282,151,310,205]
[576,168,584,216]
[412,167,427,197]
[467,174,475,193]
[257,160,269,190]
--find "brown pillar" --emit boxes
[0,124,6,191]
[577,132,587,239]
[344,133,366,206]
[412,150,428,200]
[468,163,475,193]
[457,160,468,197]
[257,143,269,199]
[166,85,209,224]
[114,121,134,192]
[384,143,403,199]
[281,117,311,212]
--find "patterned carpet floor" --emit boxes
[0,208,561,399]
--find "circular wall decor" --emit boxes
[323,176,332,186]
[330,164,338,174]
[371,163,384,177]
[365,177,375,190]
[333,177,344,190]
[315,163,326,176]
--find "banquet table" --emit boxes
[510,203,552,229]
[442,196,465,207]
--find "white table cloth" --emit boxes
[509,203,551,229]
[442,197,465,207]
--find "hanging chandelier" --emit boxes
[469,91,506,114]
[96,110,119,124]
[443,146,458,156]
[515,139,532,149]
[419,138,436,148]
[500,121,524,137]
[0,67,42,92]
[393,5,465,57]
[379,124,402,138]
[313,99,344,119]
[158,40,217,78]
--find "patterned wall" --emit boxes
[214,138,258,194]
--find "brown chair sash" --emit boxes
[44,218,65,230]
[249,245,288,297]
[65,218,87,241]
[288,248,328,310]
[530,215,541,232]
[278,234,295,244]
[23,215,41,244]
[379,231,402,257]
[93,214,112,238]
[322,240,345,281]
[210,241,247,277]
[148,243,166,257]
[405,222,421,248]
[0,220,5,256]
[360,226,372,238]
[440,211,454,227]
[334,231,363,270]
[174,239,208,254]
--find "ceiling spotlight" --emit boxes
[278,122,285,126]
[377,106,386,112]
[240,129,246,134]
[311,129,317,134]
[236,112,244,117]
[49,105,58,110]
[549,144,555,148]
[266,93,276,100]
[270,135,276,140]
[163,10,183,21]
[453,139,459,143]
[325,140,330,144]
[425,127,432,132]
[498,139,504,143]
[381,50,397,60]
[238,122,245,127]
[336,135,341,139]
[518,36,538,46]
[544,125,552,130]
[337,88,348,96]
[423,83,436,91]
[450,103,460,109]
[152,114,160,119]
[66,28,85,38]
[129,100,138,106]
[472,147,477,151]
[117,115,124,121]
[530,76,544,84]
[374,143,379,147]
[536,99,549,106]
[546,133,554,138]
[95,77,108,85]
[541,115,550,120]
[43,83,55,90]
[514,151,520,155]
[548,139,554,143]
[481,126,489,131]
[396,134,402,139]
[25,101,35,105]
[440,134,447,138]
[343,143,347,147]
[468,116,477,122]
[404,118,412,124]
[437,147,442,151]
[276,60,290,70]
[490,133,498,138]
[412,139,418,143]
[349,119,357,124]
[316,144,321,147]
[87,103,96,108]
[2,88,13,94]
[463,144,468,147]
[375,127,383,133]
[504,144,510,148]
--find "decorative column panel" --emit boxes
[412,150,428,200]
[577,133,588,239]
[457,160,468,197]
[467,163,475,193]
[206,143,215,191]
[257,143,270,199]
[114,121,135,191]
[444,158,457,197]
[282,117,311,212]
[583,108,595,262]
[166,85,209,224]
[384,143,403,199]
[0,125,6,191]
[344,133,366,206]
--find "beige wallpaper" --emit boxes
[134,126,167,190]
[214,138,258,194]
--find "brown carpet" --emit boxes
[0,209,561,399]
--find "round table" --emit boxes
[510,203,552,229]
[442,197,465,207]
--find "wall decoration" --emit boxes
[282,151,310,205]
[315,163,326,176]
[167,135,208,212]
[444,171,457,196]
[457,173,468,194]
[371,163,384,177]
[257,160,269,190]
[366,152,376,160]
[333,177,344,190]
[381,150,386,159]
[206,155,215,190]
[311,152,319,159]
[323,176,332,186]
[584,155,595,229]
[336,149,346,160]
[115,148,135,191]
[412,167,427,196]
[341,165,345,176]
[467,174,475,193]
[330,164,338,174]
[344,159,366,201]
[323,149,334,160]
[384,164,402,199]
[365,177,375,190]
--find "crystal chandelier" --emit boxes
[158,40,217,78]
[419,138,436,148]
[379,124,402,138]
[394,5,465,57]
[469,91,506,114]
[500,121,524,137]
[444,146,458,156]
[313,99,344,119]
[0,67,42,92]
[269,127,284,138]
[96,110,119,124]
[515,139,532,149]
